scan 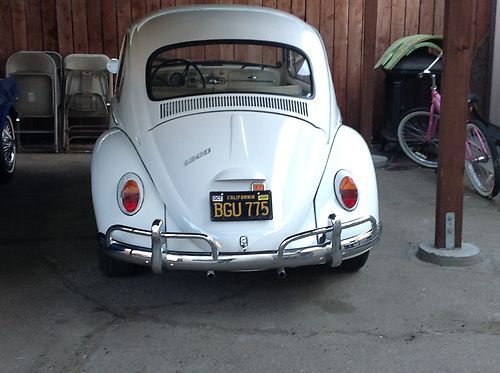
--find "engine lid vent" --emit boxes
[159,94,309,121]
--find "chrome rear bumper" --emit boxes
[99,215,381,273]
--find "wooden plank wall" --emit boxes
[0,0,492,132]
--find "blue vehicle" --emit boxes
[0,78,18,182]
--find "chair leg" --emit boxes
[54,111,59,153]
[63,109,69,152]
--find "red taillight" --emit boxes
[117,173,143,215]
[121,180,140,213]
[339,176,358,209]
[335,171,359,210]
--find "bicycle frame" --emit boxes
[466,126,489,163]
[424,76,440,142]
[421,56,489,164]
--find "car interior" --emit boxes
[147,42,313,100]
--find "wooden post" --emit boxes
[434,0,474,249]
[359,0,378,145]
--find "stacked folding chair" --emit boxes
[63,54,113,152]
[5,51,61,152]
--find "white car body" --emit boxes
[91,5,381,276]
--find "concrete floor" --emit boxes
[0,152,499,372]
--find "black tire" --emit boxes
[0,114,16,182]
[464,119,500,199]
[397,109,439,168]
[98,249,136,277]
[339,251,370,271]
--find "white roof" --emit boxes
[118,5,336,138]
[128,5,324,58]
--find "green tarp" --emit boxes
[375,34,443,70]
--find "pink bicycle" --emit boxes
[397,53,500,199]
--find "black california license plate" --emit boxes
[210,191,273,221]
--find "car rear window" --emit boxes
[146,41,313,101]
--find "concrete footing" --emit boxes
[417,242,481,266]
[372,154,388,169]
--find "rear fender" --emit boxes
[91,128,164,247]
[314,125,379,240]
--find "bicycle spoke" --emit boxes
[403,125,427,138]
[403,138,427,146]
[397,111,440,168]
[467,137,490,163]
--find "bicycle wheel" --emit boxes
[464,119,500,199]
[397,109,439,168]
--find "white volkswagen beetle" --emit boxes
[92,5,381,277]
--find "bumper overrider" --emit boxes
[98,215,381,273]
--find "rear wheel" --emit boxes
[339,251,370,271]
[464,120,500,199]
[98,249,136,277]
[397,109,439,168]
[0,114,16,182]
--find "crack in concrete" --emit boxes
[122,282,259,312]
[41,252,261,322]
[35,255,152,372]
[42,255,126,320]
[123,308,500,342]
[37,252,500,371]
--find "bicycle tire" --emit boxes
[397,109,439,168]
[464,119,500,199]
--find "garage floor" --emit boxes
[1,153,499,372]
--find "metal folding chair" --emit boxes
[5,51,60,152]
[63,54,112,152]
[45,51,63,103]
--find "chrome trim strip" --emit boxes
[277,214,336,259]
[104,215,381,272]
[106,224,221,257]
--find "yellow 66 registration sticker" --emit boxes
[209,191,273,221]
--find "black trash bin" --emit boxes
[381,49,442,142]
[375,34,443,144]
